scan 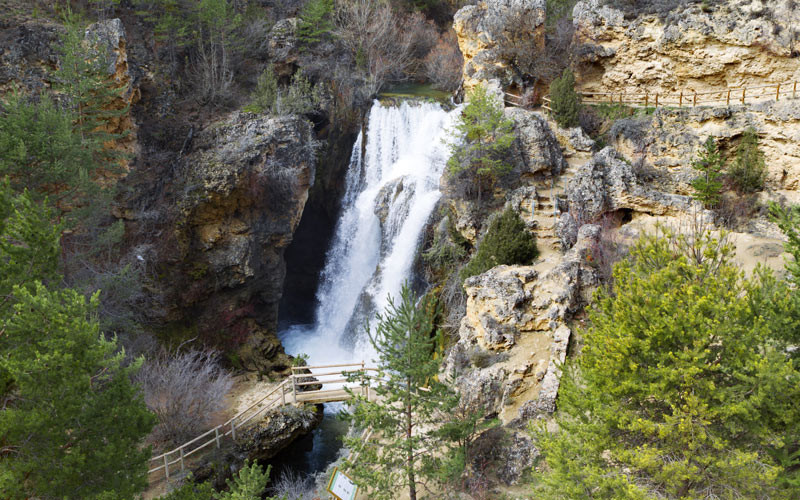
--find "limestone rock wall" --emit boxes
[573,0,800,95]
[164,112,318,374]
[611,100,800,194]
[453,0,545,90]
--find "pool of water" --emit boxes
[263,404,349,478]
[378,83,454,103]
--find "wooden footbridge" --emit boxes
[147,362,376,482]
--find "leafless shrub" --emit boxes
[193,40,235,105]
[137,347,234,446]
[498,8,574,89]
[269,469,316,500]
[716,193,761,230]
[423,31,463,91]
[241,17,274,58]
[587,212,627,285]
[334,0,415,95]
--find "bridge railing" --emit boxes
[290,362,379,402]
[534,80,800,110]
[147,362,377,483]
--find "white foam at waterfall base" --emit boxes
[280,99,460,368]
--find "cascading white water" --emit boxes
[280,99,460,365]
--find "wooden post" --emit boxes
[726,89,731,106]
[292,375,297,404]
[693,92,697,107]
[777,83,781,101]
[164,455,170,481]
[215,427,221,449]
[679,91,683,107]
[742,88,746,104]
[655,93,659,107]
[794,81,797,99]
[231,420,237,441]
[180,448,185,472]
[645,93,649,107]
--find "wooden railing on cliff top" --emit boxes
[147,362,376,483]
[504,80,800,110]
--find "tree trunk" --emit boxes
[406,377,416,500]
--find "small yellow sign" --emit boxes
[326,467,358,500]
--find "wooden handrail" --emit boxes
[148,362,377,482]
[528,80,799,111]
[291,362,366,371]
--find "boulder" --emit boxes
[235,404,323,462]
[445,225,601,419]
[268,18,300,77]
[505,107,566,177]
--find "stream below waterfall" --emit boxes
[276,98,460,476]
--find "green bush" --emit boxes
[460,208,538,281]
[549,68,581,128]
[729,127,766,193]
[245,67,279,113]
[245,69,323,116]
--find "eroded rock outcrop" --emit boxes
[167,113,317,374]
[454,0,545,90]
[573,0,800,94]
[505,107,566,178]
[84,19,139,170]
[235,404,323,462]
[0,18,138,171]
[566,146,697,222]
[444,225,601,423]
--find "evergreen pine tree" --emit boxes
[549,68,581,128]
[0,283,155,499]
[0,92,92,198]
[690,135,724,208]
[448,84,516,201]
[55,14,129,168]
[0,181,62,306]
[297,0,334,47]
[729,127,766,193]
[342,286,460,500]
[533,228,800,499]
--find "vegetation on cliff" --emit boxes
[534,227,800,498]
[460,208,538,281]
[448,84,515,201]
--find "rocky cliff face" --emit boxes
[453,0,545,90]
[161,112,317,374]
[610,100,800,196]
[573,0,800,94]
[0,18,139,171]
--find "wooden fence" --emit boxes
[526,80,800,111]
[147,362,376,483]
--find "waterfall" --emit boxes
[280,99,460,365]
